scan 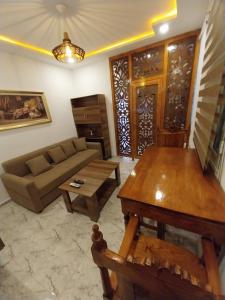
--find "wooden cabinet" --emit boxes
[72,106,102,124]
[71,94,111,159]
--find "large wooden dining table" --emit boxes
[118,147,225,246]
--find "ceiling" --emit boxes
[0,0,209,67]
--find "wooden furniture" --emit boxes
[71,94,111,159]
[59,160,120,221]
[86,136,106,160]
[117,147,225,246]
[0,238,4,251]
[1,137,102,213]
[110,31,200,158]
[91,216,224,300]
[156,130,189,148]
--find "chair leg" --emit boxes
[99,267,114,300]
[117,276,135,300]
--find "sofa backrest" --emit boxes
[2,137,75,177]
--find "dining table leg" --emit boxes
[157,222,166,240]
[124,213,130,226]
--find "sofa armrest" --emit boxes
[1,173,43,212]
[86,142,103,159]
[1,173,37,198]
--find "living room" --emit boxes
[0,0,225,299]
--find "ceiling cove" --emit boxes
[0,0,177,59]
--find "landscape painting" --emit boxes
[0,91,51,131]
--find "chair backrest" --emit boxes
[156,130,189,148]
[91,223,222,300]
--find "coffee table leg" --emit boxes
[115,165,121,186]
[86,194,100,222]
[62,191,73,213]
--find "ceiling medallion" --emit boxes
[52,32,85,63]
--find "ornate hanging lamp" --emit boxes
[52,32,85,63]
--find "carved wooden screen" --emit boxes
[111,56,132,156]
[134,83,158,155]
[132,47,164,80]
[110,31,198,158]
[164,37,196,132]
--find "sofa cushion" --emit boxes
[47,146,67,164]
[62,149,100,171]
[61,141,77,157]
[24,149,101,197]
[73,137,87,151]
[26,166,70,197]
[25,155,52,176]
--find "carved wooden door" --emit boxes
[110,31,198,158]
[132,80,162,156]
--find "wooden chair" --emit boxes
[91,216,224,300]
[156,128,190,148]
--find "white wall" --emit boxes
[189,20,207,148]
[72,57,117,156]
[0,51,76,204]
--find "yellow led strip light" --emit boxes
[0,0,177,59]
[0,35,53,56]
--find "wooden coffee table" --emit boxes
[59,160,120,222]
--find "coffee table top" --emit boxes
[59,159,119,197]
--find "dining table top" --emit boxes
[118,147,225,224]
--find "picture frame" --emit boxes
[0,90,52,131]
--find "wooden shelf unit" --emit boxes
[71,94,111,159]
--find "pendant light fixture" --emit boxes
[52,32,85,63]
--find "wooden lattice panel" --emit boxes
[110,31,199,158]
[111,57,132,156]
[164,37,196,132]
[132,46,164,80]
[135,84,157,155]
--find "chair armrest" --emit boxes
[1,173,38,200]
[110,215,139,290]
[202,238,221,295]
[86,142,103,159]
[119,215,139,258]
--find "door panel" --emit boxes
[111,56,132,156]
[133,81,160,156]
[164,37,196,132]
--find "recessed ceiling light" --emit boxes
[147,53,151,59]
[159,23,169,34]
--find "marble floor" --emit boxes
[0,157,200,300]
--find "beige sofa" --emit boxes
[1,137,102,213]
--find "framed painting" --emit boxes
[0,90,52,131]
